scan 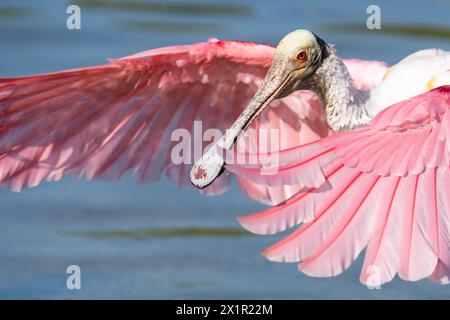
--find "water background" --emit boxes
[1,0,450,299]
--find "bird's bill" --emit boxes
[190,64,303,189]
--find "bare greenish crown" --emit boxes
[276,29,322,58]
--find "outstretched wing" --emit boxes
[0,39,387,203]
[229,85,450,285]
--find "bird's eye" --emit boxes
[296,51,307,61]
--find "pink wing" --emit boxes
[0,39,302,194]
[0,39,386,204]
[228,85,450,285]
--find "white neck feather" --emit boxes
[308,48,374,132]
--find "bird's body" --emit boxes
[369,48,450,119]
[1,29,450,286]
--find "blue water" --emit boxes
[1,0,450,299]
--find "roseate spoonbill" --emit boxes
[1,29,449,286]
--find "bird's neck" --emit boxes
[308,49,373,132]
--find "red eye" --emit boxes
[296,51,307,61]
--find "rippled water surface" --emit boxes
[1,0,450,299]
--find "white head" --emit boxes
[260,29,329,100]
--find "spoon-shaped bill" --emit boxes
[190,68,295,189]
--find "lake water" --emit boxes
[1,0,450,299]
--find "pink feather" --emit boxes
[234,86,450,284]
[0,40,386,207]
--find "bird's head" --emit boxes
[258,29,329,101]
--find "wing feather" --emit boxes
[234,86,450,284]
[0,44,386,205]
